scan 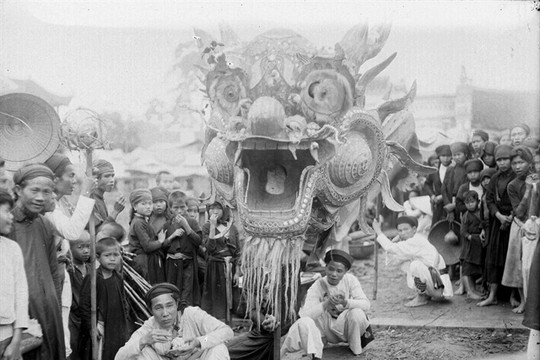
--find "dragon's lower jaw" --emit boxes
[235,145,321,236]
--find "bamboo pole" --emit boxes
[85,149,99,360]
[373,193,381,300]
[273,284,282,360]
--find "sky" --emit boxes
[0,0,538,118]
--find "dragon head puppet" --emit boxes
[199,24,435,321]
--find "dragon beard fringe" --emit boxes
[240,236,304,327]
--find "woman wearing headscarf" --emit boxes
[470,129,489,159]
[510,124,531,147]
[8,164,66,359]
[502,146,536,314]
[478,145,516,307]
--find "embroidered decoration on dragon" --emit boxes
[199,24,436,322]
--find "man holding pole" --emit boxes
[372,215,453,307]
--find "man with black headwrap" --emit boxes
[8,164,66,360]
[90,159,126,230]
[281,249,373,359]
[115,283,233,360]
[372,216,453,307]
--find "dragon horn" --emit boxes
[356,52,397,106]
[377,81,417,124]
[386,140,437,174]
[377,170,404,212]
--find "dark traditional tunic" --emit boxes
[507,174,531,222]
[128,215,165,284]
[149,213,168,234]
[90,189,113,230]
[424,167,445,225]
[460,210,484,276]
[68,263,91,360]
[228,272,299,360]
[8,207,65,360]
[441,163,468,219]
[201,221,240,321]
[79,268,131,360]
[484,168,515,284]
[163,217,203,309]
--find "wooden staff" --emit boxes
[373,192,382,300]
[85,148,99,360]
[273,284,282,360]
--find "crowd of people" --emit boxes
[0,121,539,360]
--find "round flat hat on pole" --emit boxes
[0,93,60,171]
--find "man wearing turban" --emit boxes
[90,159,126,230]
[44,152,96,358]
[372,216,453,308]
[281,250,373,359]
[115,283,233,360]
[8,164,66,359]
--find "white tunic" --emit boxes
[375,232,453,298]
[115,306,233,360]
[282,273,371,357]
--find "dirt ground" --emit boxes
[282,327,528,360]
[280,248,530,359]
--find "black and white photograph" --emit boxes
[0,1,539,359]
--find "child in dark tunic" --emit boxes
[128,189,166,284]
[460,190,485,300]
[442,142,470,222]
[149,186,170,234]
[186,197,207,295]
[201,200,241,322]
[163,191,203,309]
[68,232,92,360]
[79,238,131,360]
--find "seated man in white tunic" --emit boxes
[372,215,453,307]
[115,283,233,360]
[281,250,373,360]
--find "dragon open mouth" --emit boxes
[234,138,324,236]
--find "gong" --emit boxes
[0,93,60,171]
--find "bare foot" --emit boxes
[510,296,520,308]
[455,286,466,295]
[467,292,485,301]
[512,303,525,314]
[405,294,429,307]
[477,298,498,307]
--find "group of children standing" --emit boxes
[126,185,241,320]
